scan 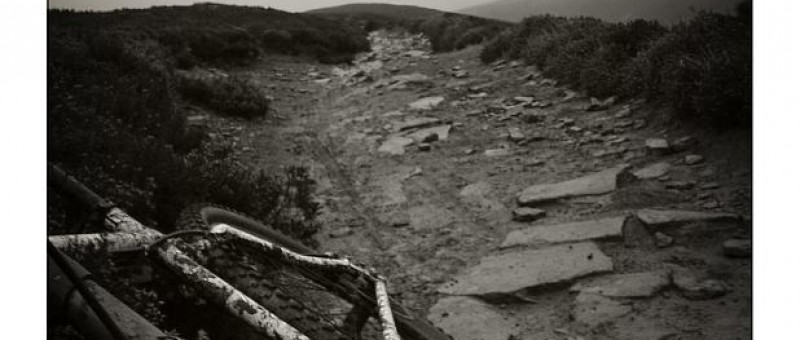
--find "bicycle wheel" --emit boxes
[175,204,451,340]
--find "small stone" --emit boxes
[586,97,616,111]
[645,138,670,154]
[614,106,632,118]
[418,143,432,151]
[329,227,354,238]
[672,136,695,151]
[633,162,671,180]
[484,149,510,157]
[465,148,476,155]
[387,212,411,227]
[514,96,534,103]
[654,232,674,248]
[508,128,525,142]
[511,207,546,222]
[671,267,730,300]
[723,239,751,257]
[685,155,705,165]
[702,200,720,209]
[421,132,439,143]
[700,182,721,190]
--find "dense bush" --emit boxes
[49,13,320,244]
[178,75,271,120]
[481,1,751,128]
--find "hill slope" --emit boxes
[459,0,742,23]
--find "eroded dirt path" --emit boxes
[216,31,751,340]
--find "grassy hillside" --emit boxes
[481,1,751,128]
[47,3,351,241]
[309,3,511,53]
[51,3,370,66]
[460,0,742,23]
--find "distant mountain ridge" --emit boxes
[459,0,743,23]
[306,3,444,20]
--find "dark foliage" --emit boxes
[481,1,751,128]
[177,75,271,120]
[48,4,323,244]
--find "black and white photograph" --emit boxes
[7,0,796,339]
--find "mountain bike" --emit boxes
[47,163,451,340]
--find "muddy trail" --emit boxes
[192,30,752,340]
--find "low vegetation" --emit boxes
[47,3,343,243]
[481,1,751,128]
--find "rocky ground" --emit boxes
[189,30,752,340]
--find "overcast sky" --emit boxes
[47,0,492,12]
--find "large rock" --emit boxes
[394,117,441,132]
[570,271,670,298]
[439,242,613,296]
[405,125,451,142]
[501,216,626,248]
[632,162,671,180]
[408,96,445,111]
[517,165,629,206]
[572,292,632,327]
[428,297,519,340]
[636,209,740,227]
[378,136,414,155]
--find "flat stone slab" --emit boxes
[408,96,445,110]
[428,297,519,340]
[439,242,613,296]
[501,216,626,248]
[636,209,739,227]
[570,271,670,298]
[378,136,414,155]
[572,292,632,327]
[632,162,671,180]
[405,125,451,142]
[394,117,441,131]
[517,165,629,206]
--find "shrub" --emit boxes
[178,75,270,120]
[478,2,751,128]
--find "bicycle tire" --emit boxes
[176,204,452,340]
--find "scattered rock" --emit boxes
[511,207,546,222]
[408,96,445,111]
[517,164,630,206]
[386,211,410,227]
[439,242,613,296]
[572,292,632,327]
[484,148,510,157]
[514,96,535,103]
[632,162,671,180]
[329,227,354,238]
[405,125,452,142]
[685,154,705,165]
[570,271,670,298]
[508,127,526,142]
[672,136,696,151]
[671,266,730,300]
[586,97,616,111]
[428,297,520,340]
[665,180,695,190]
[654,232,675,248]
[722,239,752,258]
[501,216,626,248]
[420,132,439,143]
[378,136,415,155]
[452,70,469,79]
[465,148,476,155]
[645,138,670,154]
[395,117,441,131]
[700,182,721,190]
[614,106,632,118]
[636,209,739,227]
[418,143,432,151]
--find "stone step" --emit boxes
[439,242,613,296]
[517,164,629,206]
[501,216,627,248]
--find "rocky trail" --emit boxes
[193,30,752,340]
